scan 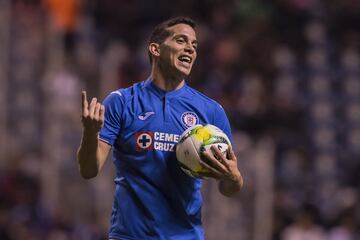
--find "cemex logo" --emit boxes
[135,131,180,152]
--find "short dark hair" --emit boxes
[148,17,196,64]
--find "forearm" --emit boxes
[78,91,110,179]
[77,130,102,179]
[218,176,243,197]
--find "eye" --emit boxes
[193,45,198,50]
[176,38,185,44]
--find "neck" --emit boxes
[150,64,185,91]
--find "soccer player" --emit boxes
[77,17,243,240]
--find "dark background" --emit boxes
[0,0,359,239]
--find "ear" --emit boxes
[149,43,160,58]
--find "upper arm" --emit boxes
[97,139,112,170]
[96,91,124,171]
[99,90,124,145]
[213,103,233,144]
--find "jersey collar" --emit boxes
[143,78,187,99]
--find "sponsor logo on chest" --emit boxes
[136,131,180,152]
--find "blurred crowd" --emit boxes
[0,0,359,239]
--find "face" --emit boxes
[158,23,198,77]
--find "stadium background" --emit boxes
[0,0,359,239]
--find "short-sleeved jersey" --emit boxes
[99,79,232,240]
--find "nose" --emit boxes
[184,44,195,54]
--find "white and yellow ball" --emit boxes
[176,124,231,178]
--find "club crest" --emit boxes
[181,112,199,127]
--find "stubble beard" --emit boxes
[159,59,188,83]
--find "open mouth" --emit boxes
[178,55,192,65]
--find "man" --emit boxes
[77,17,243,240]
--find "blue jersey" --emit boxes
[99,79,232,240]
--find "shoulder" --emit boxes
[185,85,225,111]
[104,81,145,104]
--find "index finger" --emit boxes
[201,150,227,173]
[81,91,89,115]
[82,91,88,109]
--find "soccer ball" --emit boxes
[176,124,231,178]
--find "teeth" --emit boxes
[179,56,191,63]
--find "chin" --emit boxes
[181,71,191,76]
[176,66,192,77]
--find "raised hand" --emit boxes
[81,91,105,134]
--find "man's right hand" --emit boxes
[81,91,105,134]
[78,91,110,179]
